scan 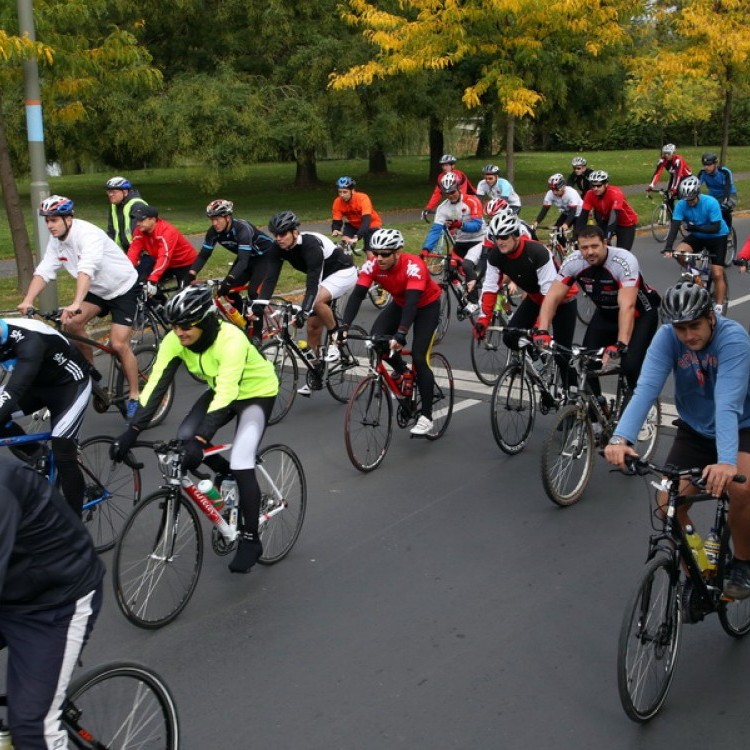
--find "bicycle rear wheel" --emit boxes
[470,310,510,386]
[79,435,141,553]
[718,527,750,637]
[541,405,594,506]
[113,491,203,629]
[725,227,738,267]
[651,203,670,243]
[256,444,307,564]
[114,345,174,428]
[327,325,371,403]
[345,375,393,472]
[434,289,451,344]
[65,661,179,750]
[490,365,536,455]
[617,555,682,722]
[425,351,454,440]
[261,340,298,425]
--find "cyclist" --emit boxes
[19,196,142,418]
[104,175,147,252]
[126,204,197,297]
[697,152,737,230]
[112,284,279,574]
[422,154,477,219]
[604,282,750,600]
[336,228,442,437]
[331,176,383,253]
[259,211,357,393]
[0,456,104,750]
[532,173,583,247]
[0,317,91,514]
[663,175,729,316]
[475,164,522,214]
[647,143,692,210]
[536,225,661,392]
[576,170,639,251]
[567,156,593,196]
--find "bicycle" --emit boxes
[616,457,750,722]
[669,249,729,316]
[421,221,456,278]
[0,661,179,748]
[343,334,455,472]
[259,299,371,425]
[113,439,306,629]
[539,344,661,506]
[648,189,685,243]
[468,286,515,386]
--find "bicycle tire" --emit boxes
[718,525,750,637]
[724,227,738,267]
[490,364,536,455]
[617,554,682,722]
[576,293,596,326]
[651,203,671,243]
[541,404,594,506]
[256,444,307,564]
[114,345,174,429]
[426,234,450,277]
[469,310,510,386]
[634,399,661,461]
[425,351,454,441]
[326,325,371,403]
[79,435,141,553]
[344,375,393,472]
[113,490,203,629]
[434,289,451,344]
[65,661,179,750]
[131,305,162,352]
[261,340,298,425]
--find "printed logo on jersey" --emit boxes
[609,253,634,280]
[0,390,11,406]
[405,260,423,279]
[9,330,24,345]
[362,258,376,275]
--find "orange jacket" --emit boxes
[331,191,382,231]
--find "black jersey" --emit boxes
[192,218,274,278]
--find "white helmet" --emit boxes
[439,172,460,194]
[487,208,520,238]
[369,228,404,252]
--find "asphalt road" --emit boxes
[7,221,750,749]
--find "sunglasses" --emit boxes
[591,182,606,187]
[372,250,394,258]
[490,234,513,241]
[173,321,200,331]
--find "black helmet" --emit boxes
[164,284,214,327]
[268,210,300,235]
[660,282,712,324]
[701,152,718,166]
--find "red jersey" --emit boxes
[581,185,638,227]
[331,191,382,230]
[127,218,198,283]
[355,253,442,307]
[425,169,478,211]
[649,154,692,193]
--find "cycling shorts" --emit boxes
[666,419,750,469]
[320,265,358,300]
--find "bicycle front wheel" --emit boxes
[576,293,596,326]
[490,365,536,455]
[65,662,179,750]
[617,555,682,722]
[634,399,661,461]
[651,203,670,243]
[426,351,454,440]
[256,444,307,564]
[261,340,298,425]
[115,345,174,428]
[327,325,371,403]
[131,306,162,351]
[79,435,141,553]
[718,526,750,637]
[368,284,391,309]
[344,375,393,472]
[434,289,451,344]
[470,311,510,386]
[113,491,203,629]
[541,405,594,506]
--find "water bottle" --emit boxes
[197,479,224,510]
[220,477,239,509]
[685,524,709,573]
[299,340,317,365]
[224,302,246,329]
[0,726,13,750]
[704,528,721,573]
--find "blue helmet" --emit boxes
[105,176,133,190]
[336,176,356,189]
[39,195,75,216]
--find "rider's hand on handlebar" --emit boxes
[421,209,433,222]
[532,329,552,349]
[181,438,205,473]
[603,441,639,470]
[473,317,488,341]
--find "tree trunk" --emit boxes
[721,86,732,165]
[293,148,319,187]
[505,116,516,183]
[0,96,35,292]
[475,109,493,158]
[428,115,444,183]
[368,144,388,174]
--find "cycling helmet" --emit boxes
[589,170,609,185]
[487,208,520,238]
[105,176,132,190]
[206,199,234,217]
[482,164,500,175]
[39,195,74,216]
[440,172,460,194]
[163,284,214,327]
[369,228,404,252]
[268,210,300,235]
[439,154,457,165]
[679,175,701,200]
[660,282,712,324]
[130,204,158,221]
[571,156,588,167]
[661,143,676,157]
[484,198,509,216]
[548,173,566,190]
[336,176,356,189]
[701,152,719,166]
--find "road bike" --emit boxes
[113,439,306,629]
[421,220,457,278]
[0,662,179,749]
[468,287,515,386]
[648,189,685,243]
[669,249,729,316]
[344,334,454,472]
[539,344,661,507]
[616,458,750,722]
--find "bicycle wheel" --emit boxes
[617,555,682,722]
[718,526,750,637]
[114,345,174,428]
[541,404,594,506]
[634,399,661,461]
[725,227,738,268]
[65,662,179,750]
[434,289,451,344]
[426,237,449,277]
[344,375,393,472]
[651,203,670,243]
[256,444,307,564]
[131,305,162,351]
[261,340,298,425]
[490,364,536,455]
[425,351,454,440]
[327,325,371,403]
[576,293,596,326]
[368,284,392,309]
[113,491,203,629]
[79,435,141,553]
[470,310,510,386]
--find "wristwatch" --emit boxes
[608,436,629,446]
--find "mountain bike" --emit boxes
[539,344,661,507]
[670,249,729,316]
[113,439,306,629]
[343,334,454,472]
[616,458,749,722]
[0,662,179,749]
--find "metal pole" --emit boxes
[17,0,57,308]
